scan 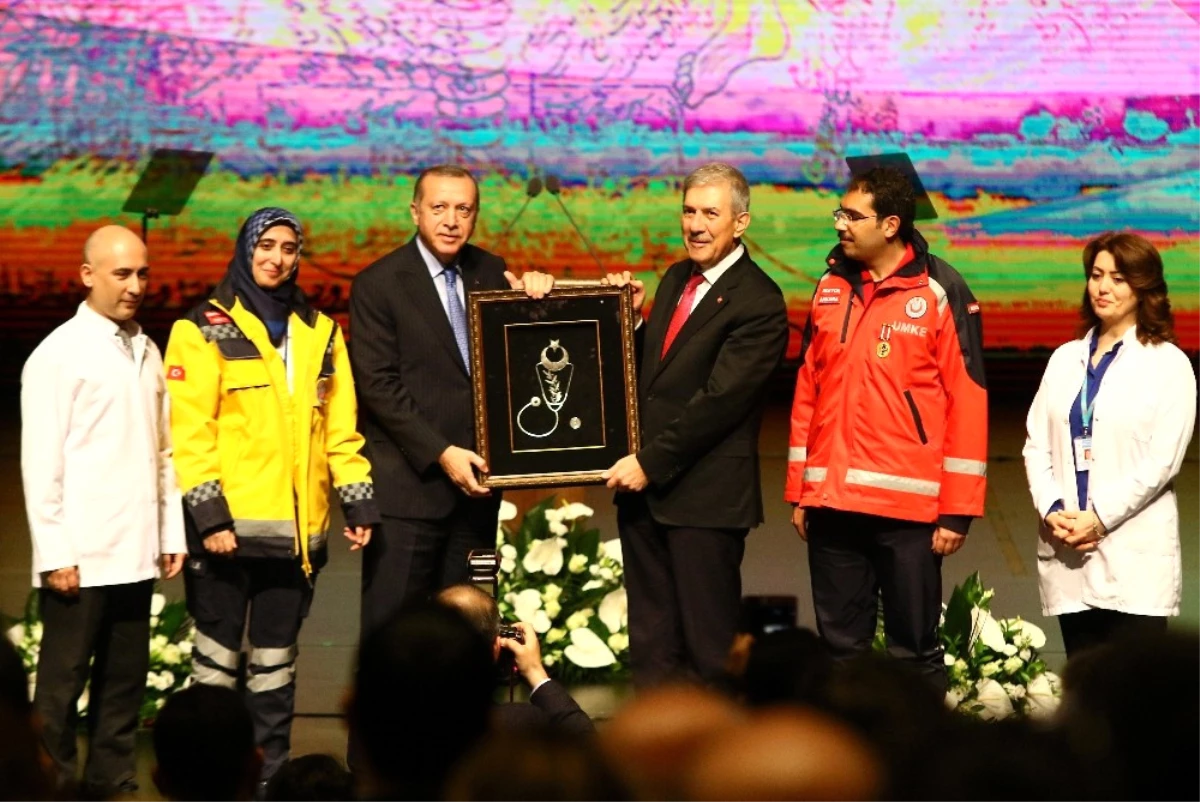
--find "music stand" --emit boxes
[122,149,214,242]
[845,152,938,221]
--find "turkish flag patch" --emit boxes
[167,365,186,381]
[204,310,232,325]
[967,302,981,315]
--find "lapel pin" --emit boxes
[717,296,724,304]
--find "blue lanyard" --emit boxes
[1079,370,1096,436]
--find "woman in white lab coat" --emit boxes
[1023,231,1195,657]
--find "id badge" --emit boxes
[1073,436,1092,471]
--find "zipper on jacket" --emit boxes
[839,298,854,343]
[903,390,928,445]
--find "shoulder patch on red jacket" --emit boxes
[204,310,232,325]
[166,365,186,381]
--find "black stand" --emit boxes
[844,152,939,221]
[122,149,214,243]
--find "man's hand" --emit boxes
[602,271,646,314]
[602,454,648,492]
[344,525,373,551]
[500,621,550,688]
[439,445,492,497]
[1062,510,1106,553]
[505,270,555,300]
[1044,510,1076,541]
[203,529,238,556]
[791,506,808,541]
[931,527,966,556]
[160,553,185,580]
[44,566,80,597]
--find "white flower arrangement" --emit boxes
[496,497,630,684]
[939,572,1061,720]
[5,586,196,725]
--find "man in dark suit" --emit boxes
[603,162,789,686]
[349,165,552,636]
[437,584,594,736]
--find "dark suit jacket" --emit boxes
[493,680,595,736]
[631,246,789,529]
[349,237,509,519]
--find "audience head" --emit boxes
[152,684,261,801]
[446,731,632,801]
[741,627,833,708]
[684,706,883,801]
[437,583,502,659]
[600,683,742,799]
[347,603,495,799]
[264,754,353,802]
[0,637,54,800]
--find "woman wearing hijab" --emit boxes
[1023,231,1195,658]
[165,208,378,788]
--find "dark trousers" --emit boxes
[360,500,499,638]
[618,494,748,687]
[1059,608,1168,658]
[807,509,946,691]
[34,579,153,795]
[184,556,313,783]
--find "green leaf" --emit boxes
[573,526,600,562]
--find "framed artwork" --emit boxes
[468,283,641,488]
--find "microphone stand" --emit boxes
[498,177,543,239]
[544,175,604,272]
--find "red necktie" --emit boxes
[661,272,706,357]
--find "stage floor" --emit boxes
[1,400,1196,795]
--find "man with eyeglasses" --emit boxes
[349,165,553,636]
[784,165,988,690]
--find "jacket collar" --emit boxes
[1080,325,1141,363]
[74,300,143,339]
[212,276,318,328]
[824,228,931,291]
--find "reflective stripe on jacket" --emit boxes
[165,283,377,575]
[785,231,988,528]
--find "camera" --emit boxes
[739,595,798,637]
[498,622,525,644]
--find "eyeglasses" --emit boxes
[832,208,877,224]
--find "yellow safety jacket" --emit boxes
[164,283,378,576]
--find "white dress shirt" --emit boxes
[1023,326,1196,616]
[687,243,743,312]
[21,302,186,587]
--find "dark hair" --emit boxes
[1079,231,1177,345]
[0,635,31,719]
[413,164,479,205]
[742,628,833,708]
[153,684,257,801]
[846,167,916,243]
[437,584,500,641]
[350,604,494,798]
[447,732,633,801]
[264,754,354,801]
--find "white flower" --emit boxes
[150,616,159,629]
[548,520,569,537]
[544,600,562,619]
[1002,682,1026,700]
[945,687,964,710]
[151,593,166,616]
[588,564,600,576]
[544,653,557,666]
[564,627,617,668]
[499,544,517,574]
[531,611,552,634]
[565,609,594,631]
[155,697,166,710]
[607,632,629,653]
[544,507,565,524]
[568,554,588,574]
[1001,643,1019,657]
[561,502,595,521]
[498,501,518,522]
[943,652,956,667]
[600,539,623,565]
[581,579,604,591]
[150,635,168,658]
[1025,672,1061,719]
[512,588,544,624]
[6,623,25,646]
[1003,655,1025,675]
[178,640,193,657]
[546,628,567,644]
[979,660,1002,678]
[954,658,968,674]
[1009,618,1047,650]
[31,623,43,642]
[970,608,1008,653]
[161,644,182,666]
[27,673,36,703]
[76,686,89,715]
[599,588,628,634]
[542,584,563,602]
[974,678,1015,720]
[1019,648,1032,662]
[523,537,567,576]
[599,567,614,581]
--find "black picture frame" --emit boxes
[468,283,641,488]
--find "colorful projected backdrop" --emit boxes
[1,0,1197,357]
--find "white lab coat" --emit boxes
[21,302,186,587]
[1023,326,1196,617]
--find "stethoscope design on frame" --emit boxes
[516,339,576,438]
